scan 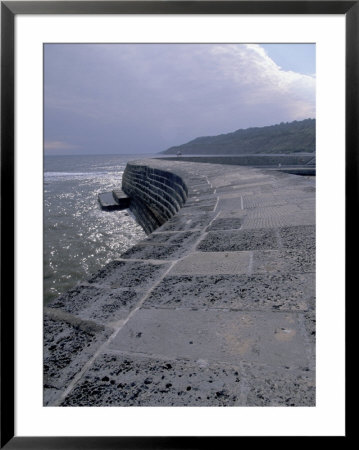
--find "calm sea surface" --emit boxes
[44,154,152,304]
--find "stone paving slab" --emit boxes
[184,197,217,208]
[197,228,279,252]
[217,210,248,219]
[244,204,302,218]
[44,309,111,405]
[217,197,246,211]
[143,231,201,245]
[109,309,309,368]
[209,174,272,189]
[48,284,143,324]
[87,259,170,289]
[60,353,315,407]
[241,213,315,229]
[178,203,217,213]
[205,217,243,231]
[157,212,216,232]
[170,251,251,275]
[279,225,316,250]
[144,272,315,312]
[243,362,315,406]
[302,311,316,344]
[220,181,275,192]
[119,230,201,261]
[242,195,290,209]
[60,353,243,406]
[252,249,316,274]
[120,242,191,261]
[216,189,257,198]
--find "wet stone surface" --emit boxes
[242,194,288,209]
[303,311,316,344]
[61,353,243,406]
[87,260,170,289]
[120,242,192,261]
[144,231,201,246]
[180,203,217,213]
[145,273,315,312]
[243,363,315,406]
[43,314,110,405]
[48,284,142,323]
[241,213,315,229]
[252,249,316,274]
[206,218,243,231]
[197,228,278,252]
[184,200,217,211]
[279,225,316,250]
[157,212,216,232]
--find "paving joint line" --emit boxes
[53,188,221,405]
[54,258,179,406]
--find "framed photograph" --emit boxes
[1,1,354,446]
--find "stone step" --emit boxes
[98,190,130,211]
[112,189,131,207]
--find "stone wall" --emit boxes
[122,162,188,234]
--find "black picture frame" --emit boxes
[1,1,354,447]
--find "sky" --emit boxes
[44,43,315,155]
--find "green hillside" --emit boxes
[161,119,315,155]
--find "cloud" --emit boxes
[209,44,315,117]
[44,43,315,154]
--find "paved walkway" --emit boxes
[44,160,315,406]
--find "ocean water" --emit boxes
[44,154,151,304]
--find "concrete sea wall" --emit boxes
[44,159,316,407]
[122,162,188,234]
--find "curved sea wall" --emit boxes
[44,159,316,407]
[122,162,188,234]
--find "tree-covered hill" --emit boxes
[161,118,315,155]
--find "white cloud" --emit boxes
[209,44,315,118]
[44,43,315,153]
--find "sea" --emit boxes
[43,154,153,304]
